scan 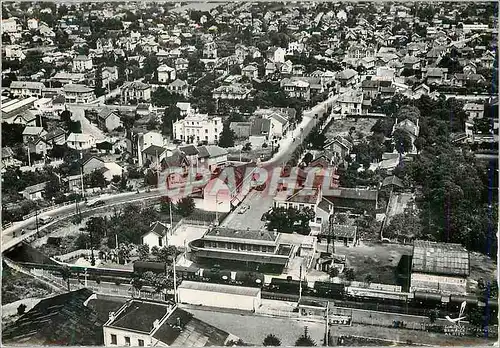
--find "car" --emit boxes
[39,216,53,225]
[238,205,248,214]
[87,199,105,208]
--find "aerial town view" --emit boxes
[1,1,498,347]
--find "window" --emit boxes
[110,334,117,345]
[158,236,163,247]
[214,128,217,133]
[316,217,322,224]
[205,129,208,133]
[215,135,218,140]
[125,337,131,346]
[205,136,208,140]
[138,339,144,347]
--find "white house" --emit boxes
[1,18,18,33]
[121,81,151,103]
[27,18,39,30]
[337,90,363,115]
[66,133,96,150]
[197,145,228,172]
[22,126,47,143]
[463,103,484,121]
[157,65,176,83]
[241,65,258,79]
[267,46,286,63]
[10,81,45,98]
[173,113,222,145]
[64,84,96,104]
[21,182,48,200]
[72,55,93,72]
[4,44,26,61]
[98,108,123,131]
[142,221,170,248]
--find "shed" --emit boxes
[177,281,261,311]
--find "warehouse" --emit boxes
[177,281,262,311]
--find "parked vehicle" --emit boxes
[39,216,53,225]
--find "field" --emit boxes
[2,264,54,305]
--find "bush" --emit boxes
[95,276,101,284]
[17,303,27,315]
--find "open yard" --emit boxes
[324,118,378,140]
[2,263,54,305]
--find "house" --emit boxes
[66,133,96,150]
[167,79,189,97]
[103,299,233,347]
[22,126,47,143]
[230,122,252,138]
[179,144,200,167]
[72,55,93,72]
[330,224,358,247]
[142,221,170,248]
[425,68,448,85]
[241,65,258,79]
[98,108,123,131]
[189,227,291,273]
[401,56,421,70]
[10,81,45,98]
[142,145,167,167]
[203,41,217,59]
[411,240,469,295]
[175,57,189,72]
[249,118,271,147]
[44,127,66,146]
[4,44,26,61]
[82,155,105,175]
[121,82,152,103]
[337,90,363,115]
[102,67,119,88]
[2,147,19,169]
[212,84,251,100]
[51,71,86,85]
[280,78,310,100]
[1,18,18,33]
[324,136,353,163]
[274,187,334,234]
[253,108,291,138]
[361,79,380,99]
[176,102,192,117]
[463,103,484,120]
[157,65,176,83]
[173,113,222,145]
[336,69,359,88]
[265,62,277,76]
[127,130,165,166]
[27,136,50,155]
[197,145,228,173]
[64,84,96,104]
[325,187,378,213]
[3,289,106,346]
[451,74,486,87]
[21,181,48,200]
[266,46,286,63]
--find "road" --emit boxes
[1,189,164,252]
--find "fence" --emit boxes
[54,249,92,262]
[22,200,74,220]
[3,221,13,230]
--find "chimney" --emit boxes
[109,311,116,322]
[153,319,160,329]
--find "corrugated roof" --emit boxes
[412,240,470,276]
[178,281,260,297]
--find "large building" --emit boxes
[189,228,293,273]
[410,240,470,295]
[121,81,152,103]
[173,113,222,145]
[63,84,96,104]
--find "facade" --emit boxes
[142,221,170,248]
[22,126,47,143]
[21,182,48,200]
[337,90,363,115]
[98,109,123,131]
[10,81,45,98]
[121,82,152,103]
[64,84,96,104]
[324,136,353,162]
[167,79,189,97]
[173,113,222,145]
[410,240,470,295]
[177,281,262,311]
[72,55,93,72]
[197,145,228,172]
[189,228,293,272]
[280,78,311,100]
[66,133,96,150]
[212,85,251,100]
[157,65,176,83]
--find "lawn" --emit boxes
[2,263,54,305]
[324,118,378,140]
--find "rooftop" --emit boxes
[109,300,174,333]
[412,240,470,276]
[178,281,261,297]
[205,227,279,242]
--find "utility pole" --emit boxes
[172,255,177,303]
[35,208,39,235]
[215,193,219,225]
[325,301,330,346]
[169,199,173,236]
[298,264,303,305]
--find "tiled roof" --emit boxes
[412,240,470,276]
[381,175,404,188]
[3,289,105,346]
[179,144,199,156]
[147,221,169,237]
[142,144,166,156]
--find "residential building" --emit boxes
[463,103,484,120]
[44,127,66,146]
[10,81,45,98]
[21,181,48,200]
[266,46,286,63]
[4,44,26,61]
[64,84,96,104]
[82,155,105,175]
[121,81,152,103]
[142,145,167,168]
[361,79,380,99]
[189,228,293,273]
[72,55,93,72]
[336,69,359,88]
[103,300,233,347]
[411,240,469,295]
[175,58,189,72]
[2,147,19,169]
[273,187,334,234]
[325,187,378,212]
[167,79,188,97]
[142,221,170,248]
[98,108,123,131]
[212,84,251,100]
[157,65,176,83]
[330,224,358,247]
[51,72,86,85]
[27,136,50,156]
[241,65,258,79]
[1,18,18,33]
[425,68,448,85]
[197,145,228,173]
[337,90,363,115]
[66,133,96,150]
[173,113,222,145]
[451,73,486,87]
[126,129,165,166]
[324,136,353,162]
[203,41,217,59]
[280,78,310,100]
[22,126,47,143]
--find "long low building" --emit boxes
[177,281,262,311]
[188,227,293,273]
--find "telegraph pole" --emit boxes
[325,301,330,346]
[298,264,303,305]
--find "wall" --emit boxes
[178,288,260,311]
[103,327,152,347]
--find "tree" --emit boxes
[303,152,313,165]
[428,308,439,324]
[383,212,422,242]
[364,273,373,285]
[87,170,107,188]
[218,123,236,148]
[161,104,182,136]
[17,303,27,315]
[60,266,71,291]
[242,142,252,151]
[132,276,143,295]
[94,65,105,97]
[45,174,62,200]
[160,196,173,214]
[393,129,413,154]
[328,267,339,279]
[295,327,316,347]
[137,244,150,261]
[343,268,355,281]
[263,334,282,346]
[175,197,196,217]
